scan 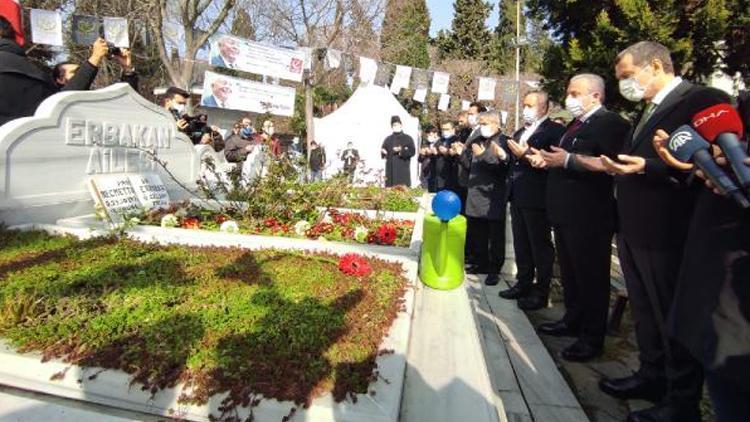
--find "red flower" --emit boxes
[338,253,372,277]
[263,217,280,228]
[216,215,230,224]
[375,224,397,245]
[182,217,201,230]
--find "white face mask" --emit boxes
[565,96,586,117]
[427,135,439,143]
[171,103,186,115]
[392,124,403,133]
[442,130,454,138]
[522,107,538,124]
[480,124,496,138]
[468,114,478,126]
[619,76,648,102]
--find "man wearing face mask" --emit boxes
[499,91,565,310]
[418,126,440,192]
[224,118,258,163]
[381,115,416,187]
[453,111,510,286]
[436,121,459,192]
[597,42,731,422]
[527,74,631,361]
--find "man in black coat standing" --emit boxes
[0,17,57,126]
[455,111,511,286]
[381,115,415,187]
[529,73,631,362]
[600,41,732,422]
[436,121,459,192]
[499,90,565,310]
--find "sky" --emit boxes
[427,0,499,37]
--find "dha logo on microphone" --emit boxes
[693,109,728,128]
[669,131,692,151]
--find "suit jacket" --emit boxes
[464,132,511,220]
[546,107,631,229]
[0,39,57,126]
[202,95,219,108]
[457,127,482,188]
[210,54,227,68]
[615,81,731,249]
[509,119,565,209]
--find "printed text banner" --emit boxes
[209,34,306,82]
[201,71,297,117]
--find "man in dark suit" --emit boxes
[454,111,511,286]
[600,41,731,422]
[499,90,565,310]
[528,73,631,362]
[436,121,459,192]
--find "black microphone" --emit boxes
[667,125,750,208]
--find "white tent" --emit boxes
[313,85,420,186]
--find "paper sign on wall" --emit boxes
[461,100,471,111]
[390,65,412,94]
[438,94,451,111]
[477,77,497,101]
[103,17,129,48]
[359,56,378,85]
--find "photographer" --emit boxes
[53,37,138,92]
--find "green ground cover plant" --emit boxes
[0,228,408,419]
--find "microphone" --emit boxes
[667,125,750,208]
[691,104,750,191]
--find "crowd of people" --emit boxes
[1,15,748,420]
[403,41,748,422]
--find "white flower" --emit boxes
[220,220,240,233]
[294,220,311,236]
[354,226,369,243]
[160,214,178,228]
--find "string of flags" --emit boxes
[23,6,531,115]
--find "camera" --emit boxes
[106,42,122,58]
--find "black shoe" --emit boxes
[626,402,701,422]
[537,319,579,337]
[484,273,501,286]
[561,341,602,362]
[517,294,548,311]
[599,373,666,402]
[498,284,530,299]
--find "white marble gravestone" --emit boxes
[0,84,200,225]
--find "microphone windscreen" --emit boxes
[692,103,745,142]
[667,125,710,163]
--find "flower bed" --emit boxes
[0,228,409,419]
[136,202,416,248]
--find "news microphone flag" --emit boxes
[692,103,750,191]
[667,125,749,209]
[0,0,24,46]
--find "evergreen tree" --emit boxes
[527,0,739,110]
[488,0,519,74]
[435,0,492,60]
[380,0,431,68]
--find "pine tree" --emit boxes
[436,0,492,60]
[488,0,519,74]
[527,0,738,110]
[380,0,431,68]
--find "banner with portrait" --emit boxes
[208,34,306,82]
[200,71,297,117]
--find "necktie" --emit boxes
[632,102,656,143]
[559,118,583,148]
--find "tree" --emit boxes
[230,8,256,40]
[488,0,518,74]
[435,0,492,61]
[527,0,740,110]
[380,0,431,68]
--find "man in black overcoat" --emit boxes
[381,115,415,187]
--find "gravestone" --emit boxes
[0,84,200,225]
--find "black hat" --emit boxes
[391,115,401,125]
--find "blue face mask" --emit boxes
[241,127,254,138]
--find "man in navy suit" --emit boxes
[499,91,565,310]
[528,74,631,362]
[600,41,731,422]
[210,36,239,69]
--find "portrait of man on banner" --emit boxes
[210,35,239,69]
[201,76,232,109]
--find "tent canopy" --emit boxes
[313,85,420,186]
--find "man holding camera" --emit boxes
[53,37,138,92]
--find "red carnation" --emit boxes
[338,253,373,277]
[375,224,398,245]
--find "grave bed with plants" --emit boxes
[0,227,411,421]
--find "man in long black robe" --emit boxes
[381,115,415,187]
